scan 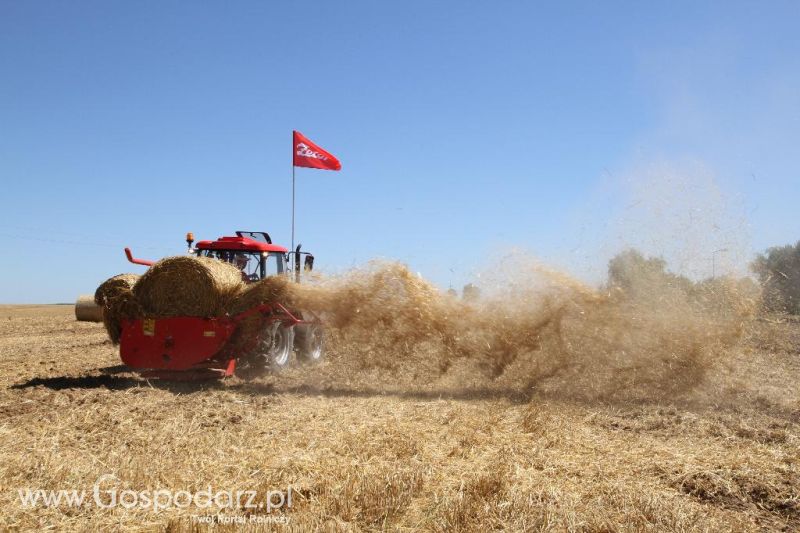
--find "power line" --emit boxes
[0,232,173,252]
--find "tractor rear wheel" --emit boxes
[236,322,295,379]
[258,322,294,369]
[295,324,324,363]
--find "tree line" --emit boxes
[751,241,800,314]
[606,241,800,315]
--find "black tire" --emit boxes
[261,322,295,369]
[235,322,294,379]
[295,324,325,363]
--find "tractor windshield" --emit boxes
[197,250,285,281]
[264,253,284,276]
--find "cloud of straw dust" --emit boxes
[287,252,756,402]
[606,159,750,280]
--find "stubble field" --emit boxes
[0,304,798,531]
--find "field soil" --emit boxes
[0,304,799,531]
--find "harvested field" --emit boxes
[0,301,799,531]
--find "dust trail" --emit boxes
[287,253,758,402]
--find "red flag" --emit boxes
[293,130,341,171]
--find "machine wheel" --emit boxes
[295,324,324,363]
[236,322,295,379]
[257,322,295,369]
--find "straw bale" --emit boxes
[75,295,103,322]
[133,256,244,317]
[103,288,144,344]
[94,273,140,306]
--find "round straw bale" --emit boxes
[133,256,244,317]
[103,288,144,344]
[75,295,104,322]
[94,273,140,306]
[228,275,292,315]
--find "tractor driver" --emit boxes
[234,253,257,282]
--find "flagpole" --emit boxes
[291,161,296,254]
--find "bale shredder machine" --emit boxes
[77,231,323,380]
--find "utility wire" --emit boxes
[0,232,174,252]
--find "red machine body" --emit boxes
[118,303,307,380]
[120,316,236,370]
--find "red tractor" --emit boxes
[84,231,323,380]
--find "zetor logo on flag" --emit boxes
[293,130,341,171]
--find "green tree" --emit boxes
[607,249,692,298]
[751,241,800,314]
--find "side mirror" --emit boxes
[304,255,314,272]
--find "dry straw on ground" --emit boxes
[1,302,798,531]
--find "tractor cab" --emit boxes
[189,231,312,283]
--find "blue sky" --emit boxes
[1,1,799,303]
